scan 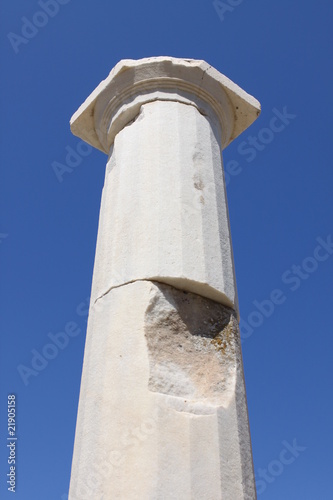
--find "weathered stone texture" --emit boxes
[69,281,256,500]
[145,282,239,406]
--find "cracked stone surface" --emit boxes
[69,281,256,500]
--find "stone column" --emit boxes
[69,57,260,500]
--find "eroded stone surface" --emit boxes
[69,281,256,500]
[145,283,239,407]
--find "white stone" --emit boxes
[90,99,237,309]
[70,57,261,311]
[71,57,260,154]
[69,281,256,500]
[69,57,261,499]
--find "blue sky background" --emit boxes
[1,0,333,498]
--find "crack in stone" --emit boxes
[93,278,149,304]
[117,98,210,135]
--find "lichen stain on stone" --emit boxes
[144,282,240,406]
[210,318,237,357]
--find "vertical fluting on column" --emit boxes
[69,57,260,500]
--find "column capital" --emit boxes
[70,56,260,155]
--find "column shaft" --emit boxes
[68,57,261,500]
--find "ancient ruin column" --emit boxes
[68,57,261,500]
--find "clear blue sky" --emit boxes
[1,0,332,498]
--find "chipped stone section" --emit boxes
[69,280,256,499]
[145,282,239,407]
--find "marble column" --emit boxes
[68,57,261,500]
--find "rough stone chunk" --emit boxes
[145,282,239,407]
